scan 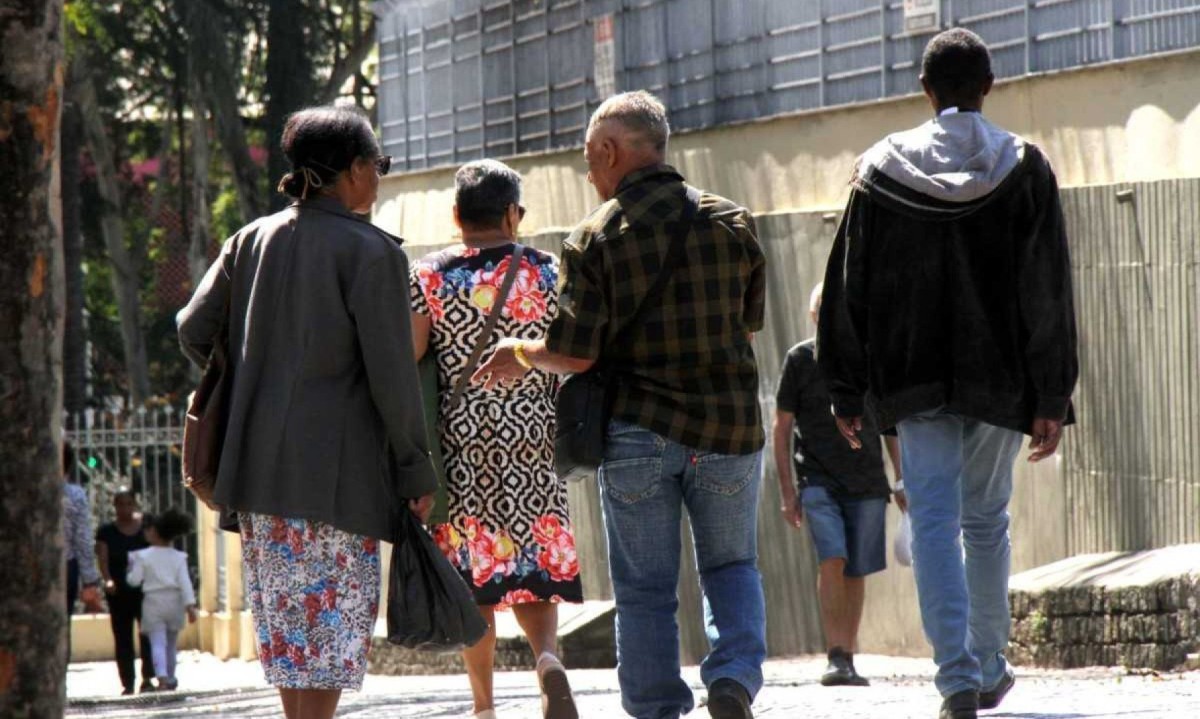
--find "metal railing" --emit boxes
[376,0,1200,172]
[65,406,203,603]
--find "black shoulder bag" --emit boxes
[554,187,699,482]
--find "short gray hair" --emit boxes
[588,90,670,153]
[455,159,522,229]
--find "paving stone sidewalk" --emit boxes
[67,651,1200,718]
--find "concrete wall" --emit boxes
[375,49,1200,248]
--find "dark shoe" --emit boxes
[139,680,157,693]
[535,653,577,719]
[161,677,179,691]
[845,655,871,687]
[120,688,134,696]
[979,668,1015,710]
[820,648,855,687]
[939,690,979,719]
[707,678,753,719]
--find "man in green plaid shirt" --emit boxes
[475,90,767,719]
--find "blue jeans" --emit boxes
[896,408,1023,698]
[598,420,767,719]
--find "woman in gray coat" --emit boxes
[177,106,436,719]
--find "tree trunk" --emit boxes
[318,15,378,105]
[178,0,261,224]
[71,54,152,405]
[187,89,213,290]
[61,97,87,414]
[0,1,68,716]
[265,0,314,212]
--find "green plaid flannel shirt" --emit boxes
[545,164,767,455]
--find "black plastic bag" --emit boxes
[386,509,488,652]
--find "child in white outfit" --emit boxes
[126,508,197,690]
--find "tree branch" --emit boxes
[319,15,377,104]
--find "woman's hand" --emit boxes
[409,493,436,524]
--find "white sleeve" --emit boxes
[126,552,144,588]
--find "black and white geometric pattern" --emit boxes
[411,244,582,607]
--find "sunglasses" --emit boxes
[375,155,393,176]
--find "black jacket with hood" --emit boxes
[817,110,1078,434]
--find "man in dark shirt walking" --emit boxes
[774,283,902,688]
[818,29,1078,719]
[475,90,767,719]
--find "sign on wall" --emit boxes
[903,0,942,34]
[594,14,616,99]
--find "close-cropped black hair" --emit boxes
[921,28,993,107]
[454,159,522,229]
[150,507,194,543]
[277,106,379,199]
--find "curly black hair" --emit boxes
[921,28,993,108]
[150,507,194,543]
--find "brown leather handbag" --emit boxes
[182,310,231,512]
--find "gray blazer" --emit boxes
[177,196,437,540]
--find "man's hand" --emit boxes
[893,489,909,513]
[471,338,530,390]
[186,606,199,624]
[835,415,864,450]
[1028,418,1064,463]
[780,494,803,530]
[409,493,436,524]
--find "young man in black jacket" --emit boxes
[817,28,1078,719]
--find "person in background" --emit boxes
[96,489,156,694]
[126,508,197,691]
[818,29,1078,719]
[773,283,904,688]
[410,159,582,719]
[63,441,101,661]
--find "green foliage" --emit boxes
[211,186,242,243]
[68,0,381,402]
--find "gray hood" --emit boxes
[857,112,1025,203]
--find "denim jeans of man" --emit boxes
[896,407,1023,698]
[598,420,767,719]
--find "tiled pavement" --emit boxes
[67,651,1200,718]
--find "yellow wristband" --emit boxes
[513,343,534,370]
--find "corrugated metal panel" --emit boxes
[1061,177,1200,554]
[377,0,1200,172]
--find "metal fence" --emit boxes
[64,407,203,603]
[375,0,1200,171]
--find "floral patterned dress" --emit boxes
[239,514,380,690]
[411,243,583,610]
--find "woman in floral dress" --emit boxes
[411,160,582,719]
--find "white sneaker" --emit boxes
[474,710,498,719]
